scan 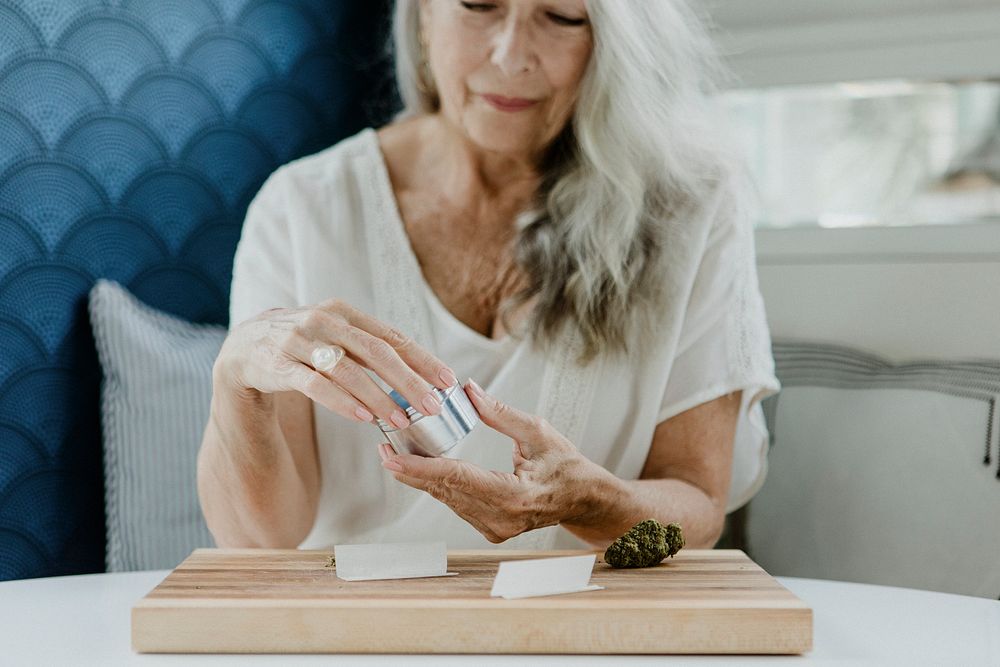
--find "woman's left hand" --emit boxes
[377,379,594,543]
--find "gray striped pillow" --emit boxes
[750,340,1000,598]
[88,279,223,572]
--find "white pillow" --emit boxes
[89,280,222,571]
[749,342,1000,599]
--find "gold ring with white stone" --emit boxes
[310,345,345,373]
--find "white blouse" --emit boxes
[228,127,781,551]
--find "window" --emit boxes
[720,80,1000,228]
[705,0,1000,228]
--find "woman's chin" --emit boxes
[463,121,543,157]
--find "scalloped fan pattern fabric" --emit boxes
[0,0,394,580]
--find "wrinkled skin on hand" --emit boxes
[604,518,685,568]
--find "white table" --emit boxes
[1,570,997,666]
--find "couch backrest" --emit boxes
[751,222,1000,597]
[0,0,395,581]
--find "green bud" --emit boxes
[604,518,685,568]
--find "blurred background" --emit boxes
[0,0,997,600]
[708,0,1000,228]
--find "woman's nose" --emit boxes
[490,20,536,77]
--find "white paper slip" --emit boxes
[334,541,458,581]
[490,554,604,599]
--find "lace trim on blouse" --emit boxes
[353,128,603,550]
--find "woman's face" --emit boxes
[420,0,593,159]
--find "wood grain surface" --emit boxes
[132,548,812,655]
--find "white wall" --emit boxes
[755,221,1000,360]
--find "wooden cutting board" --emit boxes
[132,548,812,655]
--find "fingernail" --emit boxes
[421,392,441,415]
[355,406,374,422]
[390,410,410,429]
[439,368,458,386]
[382,459,404,472]
[467,378,485,398]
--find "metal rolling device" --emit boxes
[375,383,479,458]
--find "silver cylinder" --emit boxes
[375,383,479,458]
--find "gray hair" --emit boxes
[390,0,754,365]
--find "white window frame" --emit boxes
[706,0,1000,87]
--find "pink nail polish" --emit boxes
[390,410,410,429]
[382,459,404,472]
[439,368,458,387]
[421,393,441,415]
[467,378,485,398]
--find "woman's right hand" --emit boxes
[214,298,458,428]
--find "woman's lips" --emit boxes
[482,94,538,112]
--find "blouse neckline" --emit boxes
[363,127,518,352]
[353,128,606,551]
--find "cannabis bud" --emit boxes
[604,518,685,568]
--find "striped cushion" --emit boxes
[88,279,223,571]
[751,341,1000,598]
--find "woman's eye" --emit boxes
[460,1,496,12]
[458,2,586,26]
[547,12,587,27]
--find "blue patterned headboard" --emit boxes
[0,0,396,580]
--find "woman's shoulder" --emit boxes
[265,126,378,193]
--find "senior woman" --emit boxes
[197,0,780,553]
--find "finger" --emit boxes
[512,441,529,469]
[303,308,445,418]
[388,451,522,501]
[383,466,461,502]
[285,363,376,424]
[338,325,446,417]
[464,379,546,444]
[383,468,506,542]
[337,304,458,391]
[321,355,412,428]
[384,452,509,496]
[284,331,412,429]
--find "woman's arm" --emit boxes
[197,368,320,548]
[560,390,743,550]
[197,300,459,548]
